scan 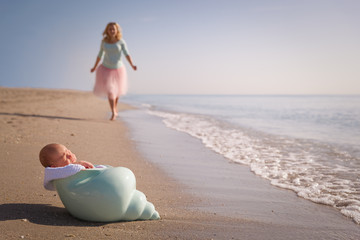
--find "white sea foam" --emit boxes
[141,103,152,109]
[148,109,360,224]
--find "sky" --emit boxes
[0,0,359,95]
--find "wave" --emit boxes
[148,109,360,224]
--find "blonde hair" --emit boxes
[103,22,122,42]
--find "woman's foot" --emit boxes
[110,112,118,121]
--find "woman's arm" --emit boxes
[126,55,137,71]
[90,57,101,73]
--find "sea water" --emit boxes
[122,95,360,224]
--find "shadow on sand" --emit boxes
[0,203,106,227]
[0,112,88,122]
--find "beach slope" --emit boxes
[0,87,358,240]
[0,88,248,240]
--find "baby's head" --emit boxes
[39,143,77,168]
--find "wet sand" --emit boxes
[0,87,359,239]
[122,109,360,235]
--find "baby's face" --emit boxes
[50,144,77,167]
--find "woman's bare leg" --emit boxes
[115,97,119,110]
[108,97,118,121]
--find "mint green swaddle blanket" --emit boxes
[53,166,160,222]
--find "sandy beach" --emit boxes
[1,87,359,240]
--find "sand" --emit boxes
[0,87,359,240]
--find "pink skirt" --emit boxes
[93,64,128,99]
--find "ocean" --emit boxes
[122,95,360,224]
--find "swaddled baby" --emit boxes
[39,143,160,221]
[39,143,105,190]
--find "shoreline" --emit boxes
[1,87,359,239]
[121,109,360,228]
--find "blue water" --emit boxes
[122,94,360,224]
